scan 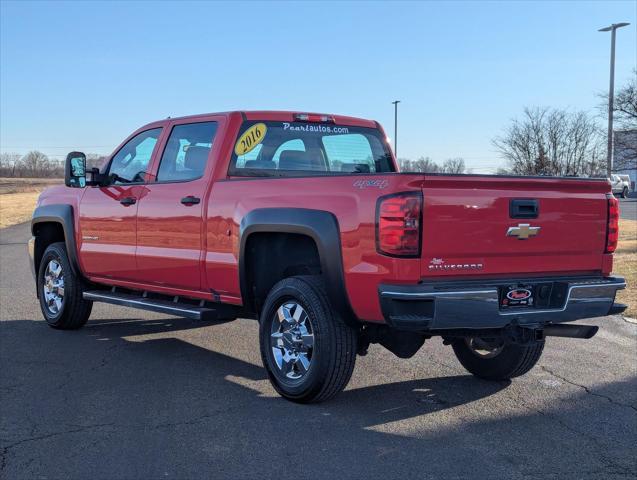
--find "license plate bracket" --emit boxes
[499,284,535,309]
[499,282,563,310]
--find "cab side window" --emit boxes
[108,128,162,184]
[157,121,218,182]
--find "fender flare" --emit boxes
[239,208,357,325]
[31,204,81,276]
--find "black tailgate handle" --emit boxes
[510,199,539,219]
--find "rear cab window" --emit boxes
[229,120,395,176]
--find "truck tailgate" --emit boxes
[419,175,611,278]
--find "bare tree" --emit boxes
[597,72,637,172]
[399,156,440,173]
[399,157,466,174]
[86,153,109,170]
[441,158,465,174]
[3,151,64,177]
[21,151,54,177]
[0,153,22,177]
[614,130,637,172]
[0,150,109,178]
[414,156,439,172]
[599,69,637,130]
[397,158,411,171]
[493,107,605,177]
[614,71,637,129]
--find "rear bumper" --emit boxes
[378,276,626,331]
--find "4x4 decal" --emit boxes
[353,179,389,189]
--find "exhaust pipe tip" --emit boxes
[609,303,627,316]
[543,324,599,339]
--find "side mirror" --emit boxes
[65,151,87,188]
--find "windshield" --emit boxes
[229,121,395,176]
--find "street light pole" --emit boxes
[599,22,630,178]
[392,100,400,157]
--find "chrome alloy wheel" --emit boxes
[465,337,505,359]
[43,259,65,315]
[270,302,315,380]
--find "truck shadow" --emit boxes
[61,316,511,422]
[1,317,635,479]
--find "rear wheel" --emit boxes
[452,336,544,380]
[38,242,92,329]
[259,276,357,403]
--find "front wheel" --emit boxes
[259,276,357,403]
[452,337,544,380]
[37,242,92,329]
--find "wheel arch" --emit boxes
[31,204,81,279]
[238,208,357,326]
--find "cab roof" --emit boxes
[142,110,379,130]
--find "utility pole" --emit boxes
[598,22,630,178]
[392,100,400,157]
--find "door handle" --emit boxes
[181,196,201,206]
[120,197,136,206]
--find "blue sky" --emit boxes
[1,0,635,172]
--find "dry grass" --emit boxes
[0,191,42,228]
[0,178,62,228]
[613,219,637,319]
[0,177,61,194]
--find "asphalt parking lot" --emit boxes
[1,222,636,479]
[619,196,636,221]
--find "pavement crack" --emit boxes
[151,412,221,429]
[512,392,631,475]
[426,355,462,372]
[621,315,637,325]
[52,343,123,393]
[0,423,114,472]
[541,366,637,412]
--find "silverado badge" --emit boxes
[506,223,540,240]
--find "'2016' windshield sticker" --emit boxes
[235,123,267,156]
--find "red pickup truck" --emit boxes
[29,111,626,403]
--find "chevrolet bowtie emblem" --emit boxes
[506,223,540,240]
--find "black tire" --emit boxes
[621,187,628,199]
[452,337,544,380]
[37,242,92,330]
[259,275,357,403]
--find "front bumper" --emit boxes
[379,276,626,331]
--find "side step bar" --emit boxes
[83,290,218,321]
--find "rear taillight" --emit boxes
[376,192,422,257]
[605,195,619,253]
